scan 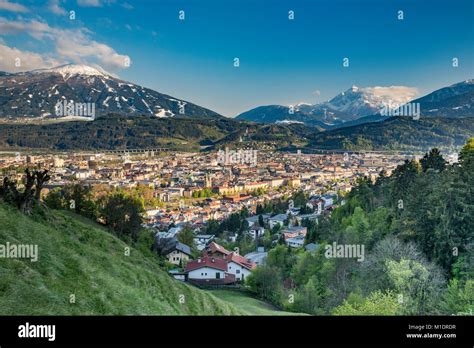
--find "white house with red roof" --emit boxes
[185,256,236,285]
[185,242,257,285]
[226,252,256,281]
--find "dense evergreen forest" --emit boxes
[0,114,313,151]
[308,117,474,151]
[247,139,474,315]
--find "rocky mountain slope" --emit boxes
[0,64,223,120]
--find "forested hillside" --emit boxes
[0,114,315,151]
[247,140,474,315]
[307,117,474,151]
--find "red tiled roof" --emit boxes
[228,252,257,270]
[206,242,232,256]
[185,256,228,272]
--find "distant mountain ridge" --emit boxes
[236,85,419,126]
[414,79,474,117]
[237,81,474,127]
[307,116,474,151]
[0,64,223,120]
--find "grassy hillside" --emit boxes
[0,203,244,315]
[209,289,306,316]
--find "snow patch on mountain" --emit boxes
[31,64,110,80]
[324,85,419,116]
[0,64,223,120]
[275,119,304,124]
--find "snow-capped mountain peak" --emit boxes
[237,84,421,125]
[236,80,474,126]
[326,85,419,116]
[31,64,110,79]
[0,64,223,120]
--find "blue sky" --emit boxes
[0,0,473,116]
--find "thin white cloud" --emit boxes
[77,0,101,7]
[55,31,131,69]
[0,18,54,39]
[77,0,116,7]
[0,43,64,72]
[49,0,67,15]
[0,0,29,13]
[121,2,133,10]
[0,17,131,72]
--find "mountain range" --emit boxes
[236,80,474,127]
[0,64,222,120]
[0,64,472,152]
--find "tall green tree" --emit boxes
[332,291,400,315]
[99,191,144,242]
[177,225,195,248]
[420,148,446,172]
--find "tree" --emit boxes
[332,291,400,315]
[439,279,474,315]
[292,276,328,314]
[246,266,284,305]
[385,258,445,315]
[266,244,296,278]
[290,252,319,286]
[99,191,144,242]
[451,244,474,282]
[204,219,220,235]
[458,137,474,168]
[45,183,97,219]
[33,170,50,203]
[18,169,36,213]
[0,169,50,214]
[292,190,307,208]
[432,170,473,272]
[390,159,420,205]
[44,187,65,209]
[420,148,446,172]
[69,184,97,218]
[177,225,195,248]
[359,237,436,295]
[344,206,370,244]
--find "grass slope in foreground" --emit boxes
[0,203,243,315]
[210,289,306,315]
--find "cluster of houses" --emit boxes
[152,192,336,268]
[151,193,337,287]
[153,235,257,285]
